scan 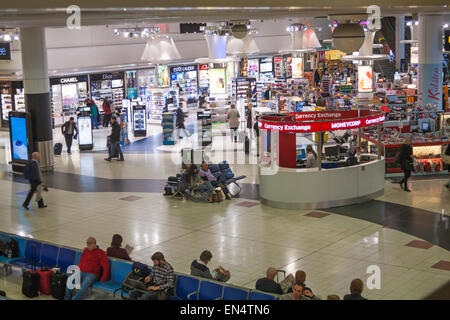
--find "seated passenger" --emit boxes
[255,267,283,295]
[65,237,110,300]
[306,145,318,168]
[198,161,232,200]
[287,270,307,293]
[343,278,368,300]
[106,234,132,261]
[128,252,175,300]
[190,250,230,282]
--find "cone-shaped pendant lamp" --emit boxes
[226,34,260,56]
[141,35,181,63]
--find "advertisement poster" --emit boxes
[157,65,169,87]
[10,116,29,160]
[410,46,419,65]
[418,63,442,106]
[209,69,226,94]
[291,57,304,78]
[358,65,373,93]
[247,59,259,78]
[259,57,273,73]
[77,117,92,145]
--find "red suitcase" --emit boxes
[37,268,54,295]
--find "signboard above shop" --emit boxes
[0,42,11,60]
[90,72,124,82]
[50,75,88,85]
[170,65,198,73]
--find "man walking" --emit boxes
[61,117,78,154]
[22,152,47,210]
[105,116,124,162]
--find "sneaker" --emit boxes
[404,188,411,192]
[118,158,124,161]
[225,194,232,200]
[104,158,111,162]
[22,204,29,210]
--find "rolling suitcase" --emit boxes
[50,271,68,300]
[54,143,63,156]
[37,268,53,295]
[22,245,40,298]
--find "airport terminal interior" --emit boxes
[0,1,449,301]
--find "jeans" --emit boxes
[103,114,111,127]
[400,169,411,190]
[230,128,238,142]
[91,115,99,129]
[195,181,215,197]
[176,128,190,138]
[64,134,73,153]
[109,141,124,160]
[64,272,98,300]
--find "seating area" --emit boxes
[165,161,246,198]
[0,231,280,300]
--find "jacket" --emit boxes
[343,293,368,300]
[255,278,283,295]
[25,159,41,183]
[399,144,413,171]
[61,121,78,137]
[442,144,450,165]
[78,247,110,282]
[90,104,99,117]
[246,108,253,129]
[106,247,132,261]
[109,122,121,143]
[227,108,240,129]
[176,108,185,127]
[102,102,111,114]
[190,260,214,280]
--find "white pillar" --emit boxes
[395,16,405,71]
[418,14,443,108]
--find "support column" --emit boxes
[20,27,54,171]
[395,16,405,71]
[418,14,443,108]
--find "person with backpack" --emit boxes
[22,152,47,210]
[398,137,413,192]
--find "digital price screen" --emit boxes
[10,116,30,161]
[77,117,93,146]
[0,43,10,60]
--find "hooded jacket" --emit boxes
[78,247,110,282]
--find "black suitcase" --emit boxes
[22,245,40,298]
[244,137,250,154]
[54,143,63,156]
[50,272,68,300]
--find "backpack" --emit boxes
[164,184,174,196]
[5,238,19,258]
[115,262,150,299]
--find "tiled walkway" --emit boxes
[0,114,448,300]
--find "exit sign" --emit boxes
[0,43,11,60]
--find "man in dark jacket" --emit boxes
[61,117,78,154]
[398,137,413,192]
[105,116,124,162]
[22,152,47,209]
[255,267,283,295]
[190,250,230,282]
[343,278,368,300]
[176,103,190,140]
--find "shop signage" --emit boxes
[259,57,273,73]
[50,75,87,85]
[0,42,11,60]
[199,64,209,70]
[90,72,124,82]
[259,111,385,133]
[170,65,198,73]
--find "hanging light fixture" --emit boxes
[141,34,181,63]
[226,34,260,56]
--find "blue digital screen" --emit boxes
[296,148,306,160]
[10,116,29,160]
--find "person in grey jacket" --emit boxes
[190,250,230,282]
[227,104,240,142]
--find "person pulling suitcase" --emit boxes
[22,152,48,210]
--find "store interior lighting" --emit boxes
[140,34,181,63]
[113,27,160,38]
[0,29,19,42]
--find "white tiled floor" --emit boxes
[0,114,449,300]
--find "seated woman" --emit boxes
[306,145,319,168]
[106,234,132,261]
[185,165,215,202]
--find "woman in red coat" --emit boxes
[102,98,112,127]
